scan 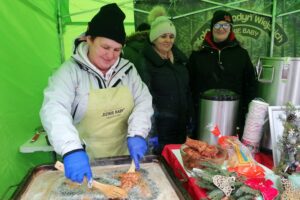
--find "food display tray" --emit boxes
[12,155,191,200]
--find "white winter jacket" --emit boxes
[40,42,153,156]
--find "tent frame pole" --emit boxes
[172,0,247,19]
[269,0,277,57]
[57,0,65,63]
[59,1,300,60]
[200,0,272,17]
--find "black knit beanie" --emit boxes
[85,3,126,45]
[210,10,233,30]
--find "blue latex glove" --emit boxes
[127,136,147,170]
[63,150,93,184]
[148,136,159,148]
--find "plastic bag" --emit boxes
[211,125,265,178]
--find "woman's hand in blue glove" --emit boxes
[127,136,147,170]
[148,136,159,148]
[63,150,93,184]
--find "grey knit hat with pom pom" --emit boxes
[149,16,176,42]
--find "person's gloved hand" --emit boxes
[63,150,93,185]
[148,136,159,148]
[127,136,147,170]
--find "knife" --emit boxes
[30,126,45,143]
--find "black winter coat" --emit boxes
[122,31,149,67]
[136,41,193,153]
[187,32,257,133]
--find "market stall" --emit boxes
[162,144,274,200]
[1,1,300,199]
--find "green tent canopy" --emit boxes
[0,1,135,198]
[1,0,299,199]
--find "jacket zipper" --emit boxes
[74,59,107,88]
[72,104,79,119]
[203,44,235,71]
[74,58,132,88]
[107,61,131,86]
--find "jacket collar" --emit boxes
[202,31,238,50]
[125,31,149,43]
[142,41,187,67]
[71,42,132,81]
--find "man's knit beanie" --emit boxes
[210,10,233,30]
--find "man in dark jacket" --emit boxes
[187,10,257,138]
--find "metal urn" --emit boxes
[197,89,240,145]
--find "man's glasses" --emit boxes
[213,23,231,30]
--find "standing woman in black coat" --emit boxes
[135,15,193,154]
[187,10,257,138]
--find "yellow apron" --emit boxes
[76,86,134,159]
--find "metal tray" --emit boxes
[12,155,191,200]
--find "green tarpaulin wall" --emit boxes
[1,1,59,199]
[0,0,299,199]
[0,1,135,199]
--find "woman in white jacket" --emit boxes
[40,3,153,186]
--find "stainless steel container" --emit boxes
[197,89,239,144]
[256,57,300,106]
[257,57,300,150]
